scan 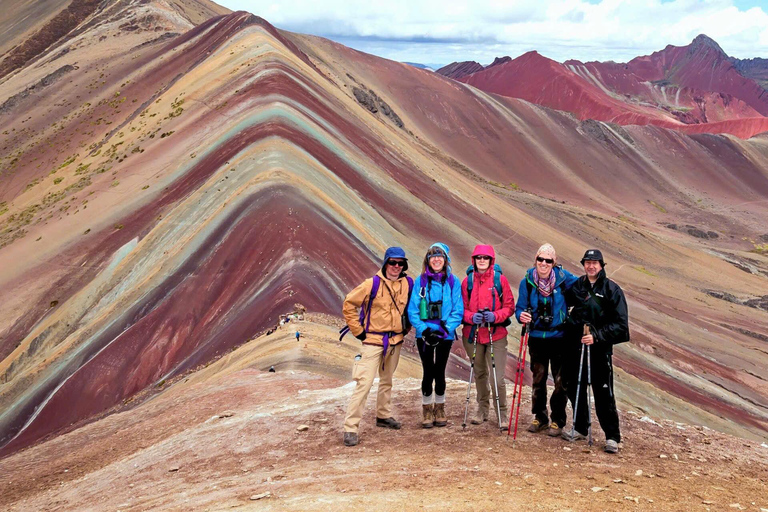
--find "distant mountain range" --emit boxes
[437,35,768,138]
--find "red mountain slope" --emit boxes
[454,37,768,139]
[460,51,684,126]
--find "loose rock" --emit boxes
[250,492,271,500]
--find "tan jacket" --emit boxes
[342,270,411,346]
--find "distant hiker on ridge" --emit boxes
[407,243,464,428]
[340,247,413,447]
[563,249,629,454]
[461,244,515,430]
[515,243,578,437]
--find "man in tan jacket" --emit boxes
[341,246,413,447]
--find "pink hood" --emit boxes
[471,244,496,265]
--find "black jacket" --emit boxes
[566,269,629,353]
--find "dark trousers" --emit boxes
[528,337,567,427]
[565,344,621,442]
[417,339,453,397]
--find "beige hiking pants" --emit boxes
[462,335,508,416]
[343,343,402,433]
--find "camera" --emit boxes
[427,300,443,320]
[537,300,553,327]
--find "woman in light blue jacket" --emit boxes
[407,242,464,428]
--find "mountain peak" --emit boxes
[690,34,726,56]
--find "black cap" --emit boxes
[580,249,605,267]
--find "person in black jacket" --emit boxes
[563,249,629,454]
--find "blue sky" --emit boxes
[219,0,768,68]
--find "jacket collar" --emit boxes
[378,269,407,283]
[584,268,606,287]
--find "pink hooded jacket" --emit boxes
[461,244,515,343]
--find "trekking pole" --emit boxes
[507,323,526,437]
[569,341,586,442]
[462,326,480,430]
[586,342,593,447]
[487,312,503,432]
[509,308,532,441]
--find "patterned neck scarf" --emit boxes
[533,268,556,297]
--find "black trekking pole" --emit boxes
[568,340,587,442]
[487,310,504,432]
[462,325,480,430]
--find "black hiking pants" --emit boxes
[417,338,453,397]
[528,337,567,427]
[565,343,621,442]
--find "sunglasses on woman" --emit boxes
[474,255,491,261]
[386,260,405,267]
[536,257,554,264]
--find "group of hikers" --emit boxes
[341,242,629,453]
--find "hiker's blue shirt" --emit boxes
[407,273,464,340]
[515,266,578,339]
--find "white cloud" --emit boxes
[220,0,768,64]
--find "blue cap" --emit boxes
[382,246,408,272]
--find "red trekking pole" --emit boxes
[508,308,532,442]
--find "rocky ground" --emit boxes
[0,322,766,511]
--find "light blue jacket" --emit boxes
[515,266,578,339]
[407,273,464,340]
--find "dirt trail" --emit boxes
[1,325,766,511]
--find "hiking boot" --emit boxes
[376,417,402,429]
[422,404,435,428]
[604,439,619,454]
[527,419,549,433]
[470,408,488,425]
[343,432,359,447]
[547,422,563,437]
[562,429,588,442]
[433,403,447,427]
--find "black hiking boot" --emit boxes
[343,432,359,446]
[376,417,402,429]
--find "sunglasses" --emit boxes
[536,257,554,264]
[386,260,405,267]
[474,255,491,261]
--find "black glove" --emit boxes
[422,327,434,338]
[355,332,366,341]
[425,328,444,345]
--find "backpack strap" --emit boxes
[364,275,381,331]
[466,267,475,301]
[339,275,381,341]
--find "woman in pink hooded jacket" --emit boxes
[461,244,515,429]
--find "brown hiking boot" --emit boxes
[527,419,549,433]
[422,404,434,428]
[434,403,447,427]
[470,408,488,425]
[547,422,563,437]
[343,432,359,446]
